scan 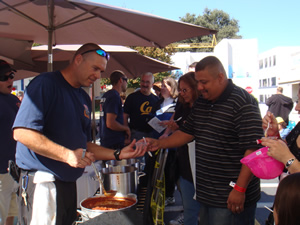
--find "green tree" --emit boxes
[179,8,242,52]
[100,46,177,89]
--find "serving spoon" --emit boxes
[91,162,117,197]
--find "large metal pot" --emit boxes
[101,166,138,195]
[105,159,143,172]
[78,194,137,221]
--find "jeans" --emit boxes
[198,201,257,225]
[178,176,200,225]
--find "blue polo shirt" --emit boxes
[13,71,92,182]
[99,89,124,148]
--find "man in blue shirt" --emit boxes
[12,43,147,225]
[100,70,130,148]
[0,60,20,225]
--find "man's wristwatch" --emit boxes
[114,148,122,161]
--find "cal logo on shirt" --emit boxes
[140,101,152,115]
[83,104,90,119]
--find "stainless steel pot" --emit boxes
[105,159,143,172]
[101,166,145,195]
[78,194,137,221]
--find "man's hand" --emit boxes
[144,137,160,151]
[227,189,245,214]
[119,139,147,160]
[66,148,95,168]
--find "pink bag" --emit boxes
[240,147,284,179]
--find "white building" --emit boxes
[171,38,259,97]
[257,46,300,122]
[171,40,300,123]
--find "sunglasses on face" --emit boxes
[81,49,110,61]
[122,77,128,82]
[0,72,15,82]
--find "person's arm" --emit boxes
[145,129,193,151]
[159,113,178,139]
[14,127,147,169]
[13,127,94,168]
[87,139,147,161]
[227,149,255,214]
[123,112,129,127]
[106,113,130,139]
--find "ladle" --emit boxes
[91,162,117,197]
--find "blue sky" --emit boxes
[92,0,300,53]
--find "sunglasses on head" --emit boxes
[81,49,110,61]
[0,72,15,82]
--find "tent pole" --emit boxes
[47,0,54,72]
[92,84,96,143]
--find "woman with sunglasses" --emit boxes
[161,72,201,225]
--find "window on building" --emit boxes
[273,55,276,66]
[268,78,270,87]
[271,77,276,86]
[265,58,268,68]
[259,79,262,87]
[259,59,263,69]
[269,57,272,67]
[259,95,264,103]
[263,79,267,87]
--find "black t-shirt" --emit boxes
[174,102,194,183]
[123,91,159,132]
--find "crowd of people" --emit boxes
[1,43,300,225]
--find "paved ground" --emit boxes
[163,178,278,225]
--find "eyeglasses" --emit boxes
[122,77,128,82]
[178,88,190,94]
[0,72,15,82]
[81,49,110,61]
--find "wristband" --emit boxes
[285,158,295,169]
[229,181,246,193]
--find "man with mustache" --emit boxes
[123,72,159,144]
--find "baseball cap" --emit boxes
[276,117,285,124]
[240,147,284,179]
[0,59,16,77]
